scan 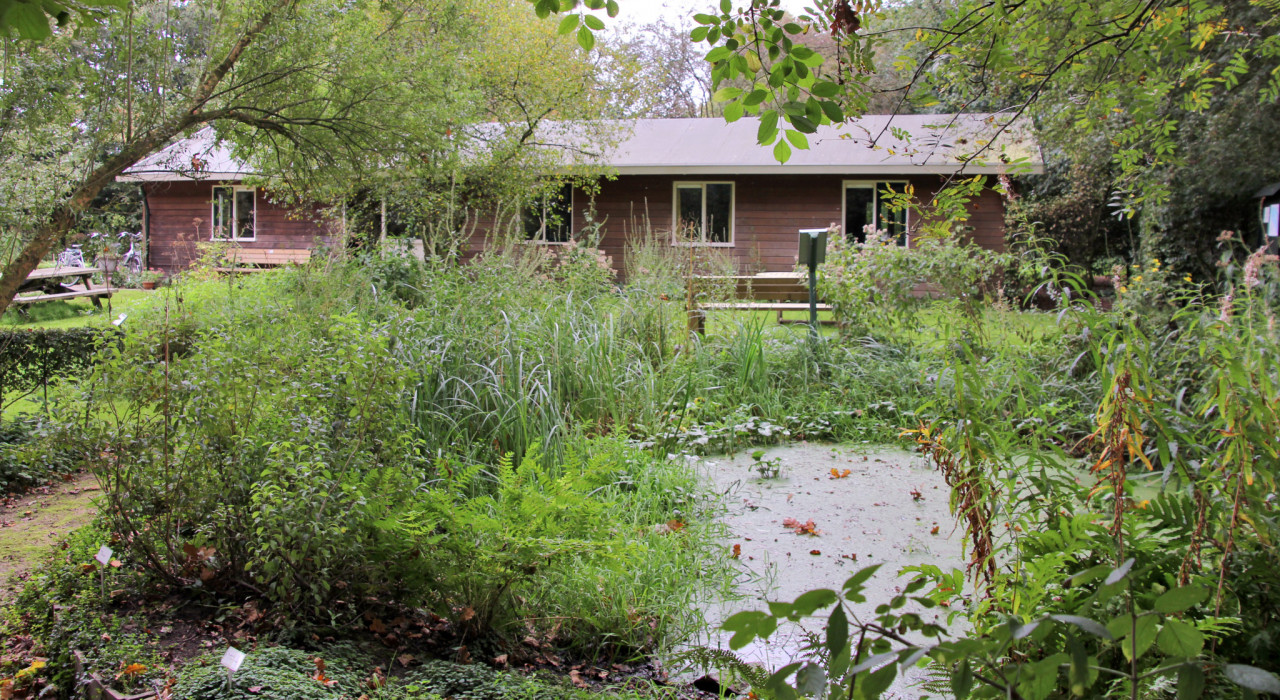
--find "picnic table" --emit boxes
[11,267,116,308]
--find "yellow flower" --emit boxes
[1119,286,1129,293]
[1134,276,1143,282]
[1184,275,1193,283]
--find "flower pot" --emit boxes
[96,256,120,273]
[140,281,157,290]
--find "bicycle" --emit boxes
[119,232,143,275]
[56,245,85,268]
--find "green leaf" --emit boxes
[723,101,744,123]
[1105,558,1136,585]
[694,12,719,24]
[1066,564,1110,587]
[790,588,838,617]
[720,0,730,12]
[722,610,777,650]
[6,1,52,39]
[1121,615,1159,661]
[1224,665,1280,694]
[858,662,897,700]
[582,13,604,30]
[757,109,780,145]
[1067,637,1091,696]
[797,663,825,696]
[1157,619,1204,657]
[952,659,973,699]
[1051,614,1114,640]
[690,26,708,41]
[811,80,840,98]
[534,0,554,19]
[556,13,579,34]
[791,115,817,133]
[785,129,809,150]
[1155,586,1210,614]
[1178,664,1205,700]
[743,88,769,106]
[712,86,743,102]
[827,604,848,656]
[576,26,594,50]
[773,136,792,163]
[606,0,618,17]
[820,100,844,123]
[705,46,732,62]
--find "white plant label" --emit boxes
[94,546,113,565]
[221,647,246,673]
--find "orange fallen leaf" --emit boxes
[782,518,820,536]
[667,519,686,532]
[809,549,821,555]
[829,468,851,479]
[930,525,940,535]
[731,544,741,559]
[370,618,387,634]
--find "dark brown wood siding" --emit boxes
[142,180,337,272]
[468,173,1009,275]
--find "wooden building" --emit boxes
[122,116,1042,274]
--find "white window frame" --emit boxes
[671,181,735,247]
[211,185,258,241]
[841,180,910,246]
[524,184,574,245]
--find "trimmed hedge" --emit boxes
[0,327,121,402]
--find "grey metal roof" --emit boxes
[594,114,1042,175]
[118,127,249,182]
[120,114,1041,182]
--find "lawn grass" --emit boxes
[0,290,153,330]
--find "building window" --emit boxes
[673,181,733,245]
[843,181,907,245]
[212,186,256,240]
[524,183,573,243]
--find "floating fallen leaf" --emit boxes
[782,517,820,536]
[930,525,940,535]
[829,468,851,479]
[809,549,821,555]
[910,489,923,501]
[731,544,741,559]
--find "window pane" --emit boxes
[676,186,702,239]
[878,183,907,245]
[522,203,543,240]
[212,187,233,239]
[845,187,874,244]
[705,183,732,243]
[545,184,573,243]
[235,190,255,239]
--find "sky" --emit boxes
[612,0,813,28]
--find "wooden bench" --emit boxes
[11,288,118,305]
[214,247,312,272]
[687,272,833,334]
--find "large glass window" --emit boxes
[211,186,256,240]
[843,181,907,245]
[523,183,573,243]
[673,182,733,244]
